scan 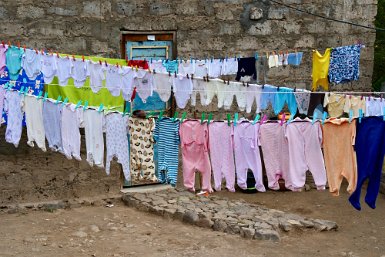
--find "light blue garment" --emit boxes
[260,84,276,110]
[162,60,178,74]
[153,117,180,186]
[287,52,303,66]
[43,101,63,152]
[273,87,298,115]
[6,46,24,81]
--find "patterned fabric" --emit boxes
[294,89,311,115]
[129,117,157,183]
[328,44,361,84]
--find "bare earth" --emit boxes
[0,186,385,257]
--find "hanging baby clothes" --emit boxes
[273,87,298,115]
[260,122,289,190]
[312,48,331,91]
[208,59,222,78]
[308,93,325,118]
[129,117,157,182]
[149,60,168,74]
[287,52,303,66]
[71,59,89,88]
[43,100,63,152]
[15,69,44,95]
[153,117,180,185]
[294,89,311,115]
[23,95,46,151]
[236,57,256,82]
[324,93,346,118]
[344,95,366,118]
[135,70,155,103]
[209,122,235,192]
[365,97,385,117]
[61,104,83,160]
[233,121,265,192]
[88,61,106,93]
[235,83,248,112]
[190,79,208,106]
[121,66,136,101]
[127,60,149,70]
[328,44,361,84]
[4,91,23,147]
[260,84,277,111]
[268,54,279,68]
[105,113,130,180]
[221,58,238,76]
[349,117,385,210]
[277,53,284,66]
[178,60,195,76]
[217,80,235,110]
[56,57,73,86]
[194,60,208,78]
[83,109,105,168]
[105,65,123,97]
[179,120,213,193]
[6,46,24,81]
[154,73,172,102]
[22,49,42,80]
[41,54,57,84]
[322,118,357,196]
[162,60,178,74]
[0,44,7,73]
[285,118,327,191]
[246,84,262,113]
[172,75,193,108]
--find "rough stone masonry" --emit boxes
[0,0,379,203]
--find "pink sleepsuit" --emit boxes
[209,122,235,192]
[180,120,213,193]
[260,122,289,190]
[285,118,327,191]
[233,121,266,192]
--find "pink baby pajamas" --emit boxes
[285,118,327,191]
[233,121,266,192]
[179,120,213,193]
[260,122,289,190]
[209,122,235,192]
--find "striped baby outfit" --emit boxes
[153,117,180,186]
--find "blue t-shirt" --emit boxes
[162,60,178,74]
[6,46,24,81]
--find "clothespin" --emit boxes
[8,41,11,47]
[358,109,363,123]
[158,110,164,119]
[172,111,179,122]
[104,60,108,67]
[72,55,75,61]
[349,110,354,123]
[99,60,102,65]
[261,114,267,124]
[252,114,260,125]
[35,48,38,54]
[37,91,43,99]
[1,41,4,47]
[56,52,60,58]
[181,112,187,123]
[23,87,28,96]
[82,56,85,62]
[174,71,177,78]
[55,95,62,105]
[233,113,238,127]
[207,113,213,125]
[322,112,327,125]
[146,111,154,118]
[43,92,48,102]
[75,100,82,109]
[17,41,20,49]
[6,83,11,92]
[18,86,25,95]
[122,104,130,116]
[98,103,104,113]
[62,97,69,106]
[83,100,89,110]
[201,113,206,124]
[280,113,286,126]
[312,112,317,125]
[168,71,171,77]
[66,55,69,59]
[254,52,259,60]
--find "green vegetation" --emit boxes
[373,0,385,91]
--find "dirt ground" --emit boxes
[0,185,385,257]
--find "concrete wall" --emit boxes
[0,0,378,202]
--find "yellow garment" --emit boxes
[312,48,331,91]
[343,95,366,118]
[324,93,346,118]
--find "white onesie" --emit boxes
[191,79,208,106]
[88,61,106,93]
[56,57,73,86]
[221,58,238,75]
[178,60,195,76]
[23,95,46,151]
[208,59,222,78]
[173,75,193,108]
[216,80,235,109]
[154,73,172,102]
[4,91,23,147]
[22,49,42,80]
[105,113,130,180]
[121,66,137,101]
[246,84,262,113]
[83,109,105,168]
[149,60,168,74]
[204,80,219,106]
[135,70,155,103]
[41,54,57,84]
[268,55,279,68]
[194,60,208,78]
[61,104,83,160]
[105,65,123,97]
[365,97,385,117]
[234,82,247,111]
[72,59,89,88]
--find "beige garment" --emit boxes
[324,93,346,118]
[344,95,366,118]
[322,118,357,196]
[129,117,157,182]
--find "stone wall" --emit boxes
[0,0,379,202]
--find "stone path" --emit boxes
[122,189,338,241]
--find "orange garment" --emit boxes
[322,118,357,196]
[312,49,331,91]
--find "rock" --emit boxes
[196,215,214,228]
[183,210,199,225]
[313,219,338,231]
[173,209,185,221]
[213,220,227,232]
[149,206,164,216]
[72,231,87,238]
[279,222,292,232]
[300,219,314,228]
[164,209,176,219]
[167,199,177,204]
[240,227,255,239]
[90,225,100,233]
[254,221,273,230]
[249,7,263,20]
[254,229,280,241]
[225,223,240,234]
